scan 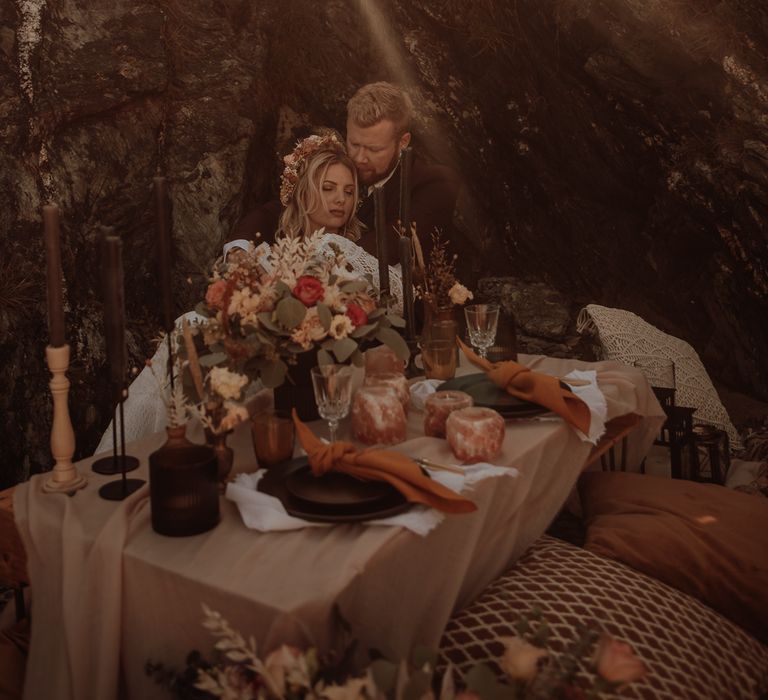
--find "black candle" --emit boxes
[398,147,413,235]
[154,176,174,333]
[102,235,127,395]
[43,204,66,347]
[399,236,415,340]
[374,185,390,295]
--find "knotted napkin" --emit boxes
[457,338,591,434]
[292,411,476,514]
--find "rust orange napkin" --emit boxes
[457,338,591,434]
[292,411,476,514]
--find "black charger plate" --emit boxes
[258,458,410,523]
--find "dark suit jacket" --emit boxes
[228,154,461,264]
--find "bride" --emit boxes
[95,133,404,453]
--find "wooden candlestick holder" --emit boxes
[43,344,87,494]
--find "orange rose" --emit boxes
[346,302,368,327]
[292,275,325,307]
[205,279,230,311]
[593,635,647,684]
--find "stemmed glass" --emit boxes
[464,304,500,360]
[310,364,354,443]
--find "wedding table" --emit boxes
[15,355,664,700]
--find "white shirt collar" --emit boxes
[365,154,401,197]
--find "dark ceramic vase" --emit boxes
[149,424,220,537]
[205,429,235,485]
[274,350,320,422]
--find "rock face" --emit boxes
[1,0,767,485]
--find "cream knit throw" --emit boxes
[577,304,742,452]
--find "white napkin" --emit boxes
[561,369,607,444]
[226,462,517,537]
[409,379,444,411]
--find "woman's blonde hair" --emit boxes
[277,148,362,240]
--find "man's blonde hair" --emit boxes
[277,149,361,240]
[346,82,413,137]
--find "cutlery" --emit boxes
[415,458,464,475]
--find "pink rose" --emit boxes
[593,635,647,684]
[346,302,368,327]
[292,275,325,307]
[205,279,230,311]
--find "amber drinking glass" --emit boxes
[251,410,295,468]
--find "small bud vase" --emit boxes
[205,428,235,485]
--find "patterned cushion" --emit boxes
[577,304,742,451]
[439,536,768,699]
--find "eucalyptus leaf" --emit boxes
[369,659,398,694]
[350,349,364,367]
[317,348,334,365]
[464,664,508,700]
[376,327,410,362]
[367,308,384,320]
[274,280,292,297]
[402,670,431,700]
[340,279,368,293]
[194,302,211,318]
[316,303,333,331]
[350,323,376,338]
[332,337,358,363]
[276,297,307,330]
[257,312,281,333]
[411,647,438,671]
[198,352,228,367]
[386,313,406,328]
[260,359,288,389]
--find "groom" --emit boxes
[227,82,461,261]
[345,82,460,263]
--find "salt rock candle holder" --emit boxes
[363,371,410,413]
[446,406,505,463]
[352,385,407,445]
[424,390,474,439]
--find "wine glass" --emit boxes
[310,364,354,443]
[464,304,500,360]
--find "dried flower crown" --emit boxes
[279,132,346,206]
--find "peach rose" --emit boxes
[448,282,473,305]
[205,279,230,311]
[593,635,647,684]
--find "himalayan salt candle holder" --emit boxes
[424,390,474,438]
[446,406,505,463]
[365,345,405,376]
[364,371,410,413]
[352,385,407,445]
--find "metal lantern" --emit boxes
[692,424,731,484]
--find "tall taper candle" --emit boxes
[43,204,66,347]
[154,176,174,333]
[399,236,415,340]
[102,235,127,396]
[374,184,390,295]
[398,147,413,235]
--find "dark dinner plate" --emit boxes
[258,458,411,523]
[439,373,556,418]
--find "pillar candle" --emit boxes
[399,236,415,340]
[43,204,66,347]
[154,176,174,333]
[102,235,127,394]
[398,146,413,235]
[373,185,390,295]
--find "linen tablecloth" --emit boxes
[15,355,664,700]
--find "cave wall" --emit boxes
[1,0,767,486]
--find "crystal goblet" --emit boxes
[464,303,500,360]
[310,364,354,443]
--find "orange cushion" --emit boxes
[579,471,768,643]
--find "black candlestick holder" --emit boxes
[95,393,144,500]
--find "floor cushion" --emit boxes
[579,470,768,642]
[577,304,742,451]
[439,535,768,699]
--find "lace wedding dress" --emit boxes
[94,234,404,454]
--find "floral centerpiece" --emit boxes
[184,229,409,420]
[147,606,647,699]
